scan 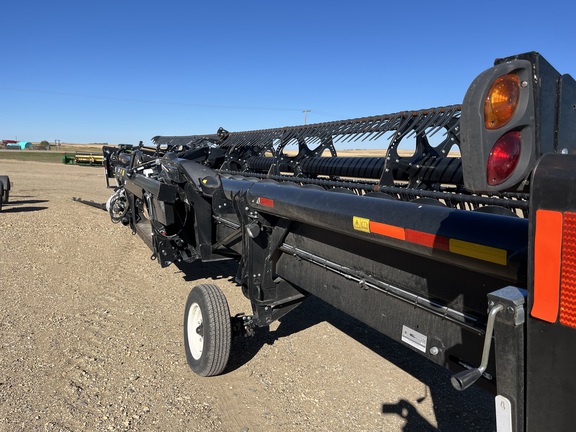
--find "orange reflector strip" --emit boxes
[405,229,449,251]
[369,221,405,240]
[532,209,563,323]
[258,197,274,208]
[560,212,576,328]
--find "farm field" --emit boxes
[0,159,490,431]
[0,145,106,164]
[0,144,427,163]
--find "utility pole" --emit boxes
[303,110,311,125]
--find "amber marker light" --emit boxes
[484,73,520,129]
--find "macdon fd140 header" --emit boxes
[100,52,576,431]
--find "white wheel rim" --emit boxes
[187,303,204,360]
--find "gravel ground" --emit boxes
[0,159,495,431]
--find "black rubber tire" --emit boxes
[184,284,231,377]
[0,176,8,204]
[0,183,3,211]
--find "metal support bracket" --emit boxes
[450,286,526,393]
[231,314,256,338]
[489,286,527,432]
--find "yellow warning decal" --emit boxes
[449,239,507,266]
[353,216,371,233]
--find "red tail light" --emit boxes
[486,131,521,186]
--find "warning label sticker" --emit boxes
[353,216,371,233]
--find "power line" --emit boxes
[0,86,305,113]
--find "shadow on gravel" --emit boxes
[6,198,49,205]
[226,295,495,432]
[2,197,50,213]
[381,399,438,431]
[173,260,494,430]
[1,205,49,213]
[225,298,326,374]
[174,259,238,281]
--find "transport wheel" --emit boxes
[0,176,8,204]
[184,284,232,377]
[0,183,3,211]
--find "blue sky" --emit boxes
[1,1,575,147]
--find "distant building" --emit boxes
[6,141,33,150]
[1,139,17,148]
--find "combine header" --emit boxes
[62,151,104,165]
[102,52,576,431]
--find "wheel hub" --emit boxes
[187,303,204,360]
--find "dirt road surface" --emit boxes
[0,160,495,431]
